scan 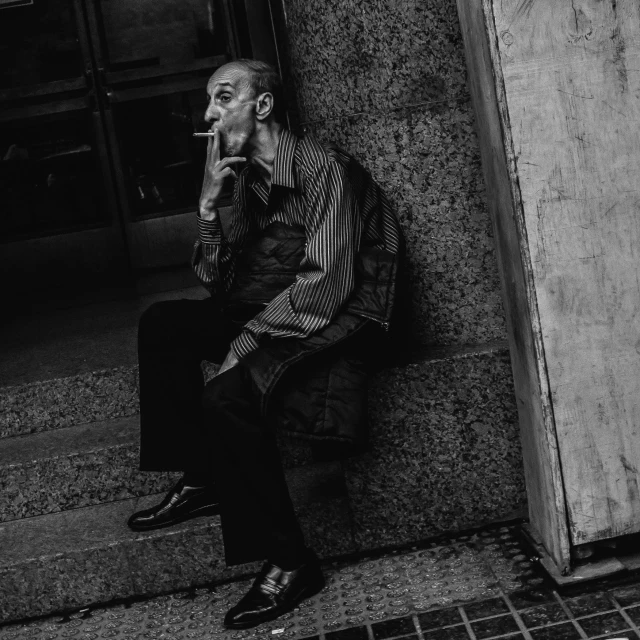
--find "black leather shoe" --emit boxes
[127,478,219,531]
[224,554,325,629]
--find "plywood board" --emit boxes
[491,0,640,545]
[457,0,571,570]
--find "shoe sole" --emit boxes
[223,574,326,630]
[127,503,220,532]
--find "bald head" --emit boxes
[209,59,284,123]
[203,59,284,161]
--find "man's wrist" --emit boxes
[197,214,222,243]
[198,205,219,222]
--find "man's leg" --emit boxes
[203,364,307,566]
[129,297,235,531]
[203,365,324,628]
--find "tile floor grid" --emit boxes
[548,592,590,639]
[408,615,422,640]
[457,605,479,640]
[609,594,640,638]
[498,592,533,640]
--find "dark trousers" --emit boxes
[138,296,306,567]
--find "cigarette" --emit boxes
[193,132,216,137]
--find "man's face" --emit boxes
[204,64,257,158]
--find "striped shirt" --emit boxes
[192,129,400,360]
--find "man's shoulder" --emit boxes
[294,133,353,177]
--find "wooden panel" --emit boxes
[456,0,570,569]
[491,0,640,545]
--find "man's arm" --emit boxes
[231,160,361,359]
[192,212,239,294]
[192,129,247,292]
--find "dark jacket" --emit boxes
[230,209,403,451]
[214,136,404,452]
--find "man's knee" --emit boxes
[202,365,255,418]
[139,301,174,338]
[138,299,199,349]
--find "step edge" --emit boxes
[0,415,140,468]
[0,341,510,395]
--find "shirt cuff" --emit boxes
[231,331,260,359]
[196,213,222,243]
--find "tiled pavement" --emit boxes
[4,525,640,640]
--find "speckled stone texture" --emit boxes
[0,417,178,522]
[346,348,527,551]
[282,0,507,346]
[277,0,523,551]
[0,444,175,522]
[308,107,505,345]
[0,367,139,438]
[0,415,349,523]
[282,0,468,121]
[0,498,247,623]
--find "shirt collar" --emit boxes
[270,128,297,189]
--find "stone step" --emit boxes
[0,416,175,522]
[0,411,343,522]
[0,473,352,624]
[0,280,207,439]
[2,346,527,543]
[0,368,140,440]
[0,346,528,624]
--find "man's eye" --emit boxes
[219,94,231,103]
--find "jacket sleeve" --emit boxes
[231,161,361,359]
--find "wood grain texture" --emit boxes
[456,0,571,569]
[492,0,640,545]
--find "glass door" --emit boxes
[0,0,283,299]
[0,0,128,299]
[84,0,281,269]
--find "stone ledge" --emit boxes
[0,343,510,438]
[347,348,527,549]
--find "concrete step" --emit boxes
[0,280,207,439]
[0,367,140,439]
[0,344,528,624]
[0,464,352,624]
[0,412,338,523]
[1,345,527,543]
[0,416,176,522]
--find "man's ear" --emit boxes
[255,92,274,121]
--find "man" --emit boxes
[128,59,403,629]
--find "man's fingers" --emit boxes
[215,156,246,172]
[217,156,246,167]
[212,128,220,163]
[219,167,237,180]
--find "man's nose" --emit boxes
[204,103,219,123]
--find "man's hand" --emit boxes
[199,129,246,221]
[216,349,239,376]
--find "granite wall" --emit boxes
[280,0,507,344]
[278,0,528,540]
